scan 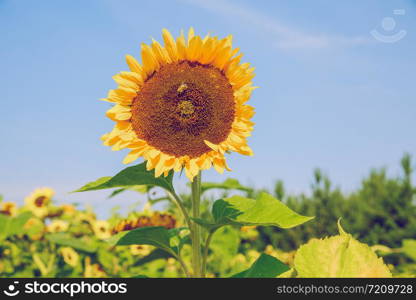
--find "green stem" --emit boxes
[33,253,49,277]
[201,230,215,278]
[191,172,202,277]
[167,191,193,235]
[175,254,191,278]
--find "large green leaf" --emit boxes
[46,233,98,253]
[0,212,32,240]
[208,226,241,276]
[107,226,177,255]
[294,226,392,278]
[97,248,116,271]
[72,162,174,193]
[195,192,313,231]
[9,212,32,235]
[73,177,111,192]
[210,227,241,260]
[402,239,416,261]
[108,185,150,199]
[134,249,173,267]
[200,178,253,194]
[231,253,290,278]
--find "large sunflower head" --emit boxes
[101,28,256,180]
[24,187,54,218]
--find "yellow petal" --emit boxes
[151,39,171,65]
[107,87,137,105]
[141,43,159,77]
[146,153,160,171]
[164,157,176,168]
[199,38,216,64]
[173,158,182,172]
[187,35,203,61]
[112,74,139,90]
[187,27,195,45]
[106,105,132,121]
[126,55,143,74]
[213,158,226,174]
[123,149,142,164]
[119,71,144,86]
[204,140,220,152]
[162,28,179,62]
[176,30,187,60]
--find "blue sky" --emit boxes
[1,0,415,217]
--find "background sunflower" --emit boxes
[24,188,54,218]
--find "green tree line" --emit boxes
[259,154,416,252]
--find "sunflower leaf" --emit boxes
[72,162,174,193]
[294,230,392,277]
[46,233,98,253]
[107,226,178,255]
[195,192,313,231]
[0,212,32,240]
[191,218,221,232]
[231,253,290,278]
[107,185,150,199]
[401,239,416,261]
[199,178,253,194]
[9,212,32,235]
[134,249,173,267]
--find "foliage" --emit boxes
[1,155,415,278]
[260,154,416,254]
[293,222,392,277]
[231,253,289,278]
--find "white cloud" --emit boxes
[183,0,370,50]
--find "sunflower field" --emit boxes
[1,153,415,278]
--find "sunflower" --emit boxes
[24,187,54,218]
[101,28,255,180]
[130,245,153,256]
[76,211,96,224]
[61,204,76,216]
[0,202,18,217]
[240,225,259,241]
[23,217,45,240]
[84,257,107,278]
[112,212,176,234]
[91,220,111,240]
[264,245,295,266]
[60,247,79,267]
[47,220,69,233]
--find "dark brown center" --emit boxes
[34,196,47,207]
[131,61,235,158]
